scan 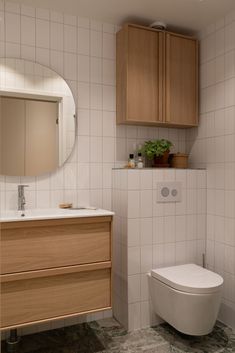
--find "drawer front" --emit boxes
[1,218,111,274]
[1,268,111,328]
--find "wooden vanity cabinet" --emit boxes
[116,24,198,128]
[0,216,113,330]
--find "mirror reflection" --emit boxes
[0,58,76,176]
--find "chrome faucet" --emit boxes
[18,185,29,216]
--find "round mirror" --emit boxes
[0,58,76,177]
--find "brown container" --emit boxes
[171,153,188,169]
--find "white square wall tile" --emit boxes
[128,275,141,303]
[5,13,20,43]
[140,170,152,190]
[103,33,115,59]
[140,245,153,273]
[128,170,140,190]
[21,5,35,17]
[90,84,102,110]
[175,241,187,265]
[5,2,20,13]
[91,30,102,57]
[77,109,90,136]
[140,218,152,245]
[5,43,20,57]
[36,47,49,66]
[21,16,35,46]
[128,191,140,218]
[153,244,164,268]
[64,53,77,80]
[77,55,90,83]
[89,164,102,189]
[153,216,164,244]
[102,164,112,189]
[36,8,49,20]
[103,111,116,137]
[141,274,149,301]
[103,85,115,111]
[90,110,102,136]
[77,82,90,109]
[64,163,77,190]
[64,25,77,53]
[128,303,141,331]
[77,163,89,189]
[128,246,141,275]
[36,19,49,48]
[102,59,115,85]
[90,57,102,83]
[90,136,102,163]
[50,22,63,51]
[50,11,63,23]
[78,27,90,55]
[103,137,115,163]
[90,19,102,31]
[64,14,76,26]
[175,215,186,242]
[140,190,153,218]
[164,216,176,243]
[128,219,140,247]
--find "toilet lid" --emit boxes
[151,264,223,294]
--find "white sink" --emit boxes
[0,208,114,222]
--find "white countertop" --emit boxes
[0,208,114,222]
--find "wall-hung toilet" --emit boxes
[149,264,223,336]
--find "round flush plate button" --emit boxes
[171,189,178,197]
[161,187,169,197]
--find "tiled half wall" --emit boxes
[112,168,207,330]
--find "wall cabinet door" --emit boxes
[116,24,198,128]
[165,33,198,126]
[117,25,163,124]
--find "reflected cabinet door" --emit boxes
[25,100,59,176]
[0,97,25,176]
[0,97,59,176]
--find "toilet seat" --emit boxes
[151,264,223,294]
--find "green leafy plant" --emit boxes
[141,139,173,160]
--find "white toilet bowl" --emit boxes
[149,264,223,336]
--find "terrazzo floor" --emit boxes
[1,318,235,353]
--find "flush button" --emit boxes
[171,189,178,197]
[161,187,170,197]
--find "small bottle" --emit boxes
[128,154,135,168]
[137,152,144,169]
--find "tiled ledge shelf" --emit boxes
[112,167,206,170]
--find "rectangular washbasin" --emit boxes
[0,208,114,222]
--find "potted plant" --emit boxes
[141,139,173,167]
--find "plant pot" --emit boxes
[153,151,170,168]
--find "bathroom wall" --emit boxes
[186,12,235,328]
[0,0,186,214]
[112,168,206,330]
[0,0,187,337]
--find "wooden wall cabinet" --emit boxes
[0,216,112,330]
[116,24,198,128]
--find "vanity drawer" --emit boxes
[1,216,112,274]
[1,268,111,328]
